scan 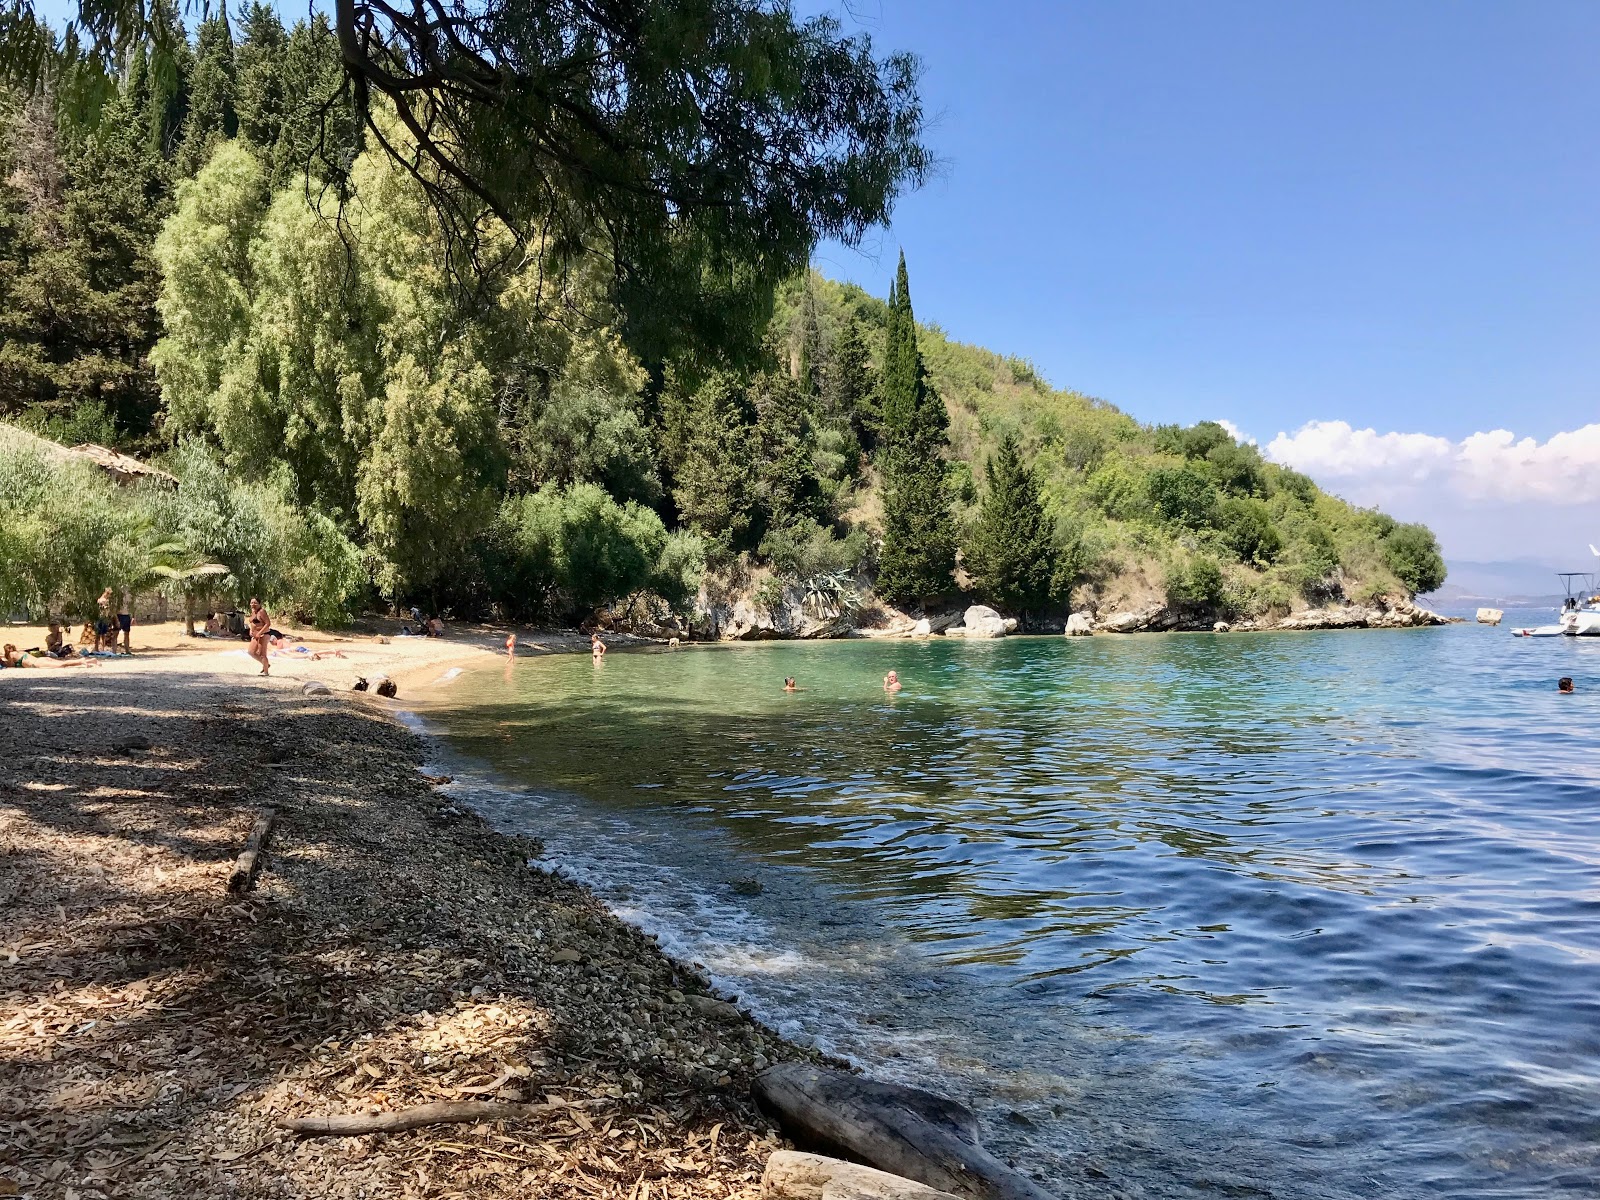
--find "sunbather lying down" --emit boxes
[267,642,347,660]
[4,643,97,669]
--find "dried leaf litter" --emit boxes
[0,672,827,1198]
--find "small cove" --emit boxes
[413,620,1600,1199]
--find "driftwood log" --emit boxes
[753,1064,1056,1200]
[763,1150,962,1199]
[279,1099,568,1136]
[226,808,277,894]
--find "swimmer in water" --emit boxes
[591,634,606,657]
[1558,676,1575,693]
[883,670,902,693]
[783,677,798,692]
[505,632,517,657]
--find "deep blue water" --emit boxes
[418,613,1600,1200]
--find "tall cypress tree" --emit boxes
[272,14,360,190]
[965,433,1056,617]
[797,274,823,401]
[176,9,238,176]
[234,2,288,152]
[875,251,953,604]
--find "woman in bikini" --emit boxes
[247,598,272,676]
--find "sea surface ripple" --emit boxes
[418,614,1600,1200]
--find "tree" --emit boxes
[1217,497,1282,567]
[233,2,287,151]
[152,137,507,595]
[874,251,952,603]
[1383,522,1446,595]
[174,9,235,176]
[965,433,1056,617]
[877,454,953,604]
[5,0,930,365]
[824,314,874,443]
[878,251,944,454]
[495,481,681,619]
[1145,464,1217,528]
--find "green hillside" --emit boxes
[767,272,1445,623]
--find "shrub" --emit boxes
[1166,554,1226,608]
[1218,497,1283,566]
[494,482,704,619]
[1146,464,1218,529]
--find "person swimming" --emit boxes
[783,677,798,691]
[883,670,902,693]
[1558,677,1575,693]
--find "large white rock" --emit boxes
[910,617,932,637]
[1100,610,1150,633]
[1065,612,1094,637]
[962,605,1009,638]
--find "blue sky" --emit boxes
[804,1,1600,563]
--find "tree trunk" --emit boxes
[184,591,196,638]
[752,1064,1056,1200]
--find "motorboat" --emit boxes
[1513,568,1600,636]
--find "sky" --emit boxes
[801,0,1600,567]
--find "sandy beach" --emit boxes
[0,621,818,1199]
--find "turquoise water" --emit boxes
[419,618,1600,1199]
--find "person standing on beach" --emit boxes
[247,598,272,676]
[117,589,133,655]
[505,632,517,657]
[95,588,113,652]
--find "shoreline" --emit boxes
[0,652,832,1199]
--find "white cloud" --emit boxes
[1204,418,1600,561]
[1262,419,1600,506]
[1214,418,1256,446]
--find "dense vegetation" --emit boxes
[0,10,1443,630]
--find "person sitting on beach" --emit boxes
[783,677,798,692]
[425,615,444,638]
[1558,677,1575,694]
[45,621,76,659]
[883,670,902,693]
[4,643,94,669]
[78,620,96,649]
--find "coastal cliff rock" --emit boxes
[1100,607,1161,633]
[1064,612,1094,636]
[1275,598,1450,631]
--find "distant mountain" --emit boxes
[1424,557,1594,603]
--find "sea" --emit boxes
[409,607,1600,1200]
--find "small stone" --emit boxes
[667,989,685,1004]
[551,948,582,964]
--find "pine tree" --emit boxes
[874,251,953,604]
[234,2,289,151]
[965,433,1057,618]
[176,10,238,176]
